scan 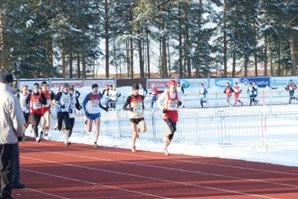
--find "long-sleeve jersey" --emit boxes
[82,92,106,114]
[54,91,73,113]
[123,94,145,119]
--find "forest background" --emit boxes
[0,0,297,79]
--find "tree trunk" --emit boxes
[104,0,110,78]
[184,1,191,77]
[159,1,167,78]
[62,44,66,77]
[45,36,53,73]
[264,35,268,76]
[138,30,144,78]
[130,37,134,78]
[82,54,86,78]
[254,54,258,76]
[0,13,8,70]
[269,44,273,76]
[77,54,81,78]
[277,41,281,76]
[289,31,296,75]
[223,0,228,76]
[146,25,150,78]
[126,40,130,78]
[244,55,249,76]
[69,52,73,78]
[232,52,236,77]
[178,4,183,77]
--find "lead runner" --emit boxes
[157,79,181,156]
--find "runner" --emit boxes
[26,83,47,142]
[83,83,108,148]
[285,79,298,104]
[19,85,30,129]
[233,82,243,106]
[53,83,73,146]
[157,79,181,156]
[224,82,234,105]
[40,81,55,140]
[123,84,146,152]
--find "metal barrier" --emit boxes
[55,108,266,148]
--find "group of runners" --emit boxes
[18,80,181,156]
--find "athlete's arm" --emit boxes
[156,91,166,111]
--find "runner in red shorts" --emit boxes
[157,79,181,156]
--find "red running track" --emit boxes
[13,139,298,199]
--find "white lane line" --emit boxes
[22,147,298,189]
[21,187,71,199]
[25,142,298,177]
[22,168,172,199]
[21,154,281,199]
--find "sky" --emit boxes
[24,85,298,168]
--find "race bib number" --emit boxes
[168,102,178,110]
[87,100,99,114]
[33,101,41,109]
[134,107,143,113]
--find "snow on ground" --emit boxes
[24,85,298,168]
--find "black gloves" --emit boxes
[75,103,82,110]
[104,107,109,112]
[162,108,167,113]
[60,104,65,109]
[178,101,182,106]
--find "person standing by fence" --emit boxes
[285,79,297,104]
[199,83,208,108]
[157,79,181,156]
[123,84,147,152]
[0,72,25,198]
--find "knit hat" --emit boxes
[168,79,176,85]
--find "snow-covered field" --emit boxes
[25,85,298,168]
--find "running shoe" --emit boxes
[36,137,41,143]
[131,146,136,152]
[163,147,169,156]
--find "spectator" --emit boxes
[285,79,297,104]
[109,85,121,109]
[0,72,25,198]
[150,84,159,108]
[102,84,110,108]
[199,83,208,108]
[5,74,26,189]
[138,83,148,97]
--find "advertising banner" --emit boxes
[270,76,298,88]
[240,76,270,88]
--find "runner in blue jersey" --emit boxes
[82,84,108,147]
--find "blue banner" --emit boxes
[240,77,270,88]
[214,78,234,87]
